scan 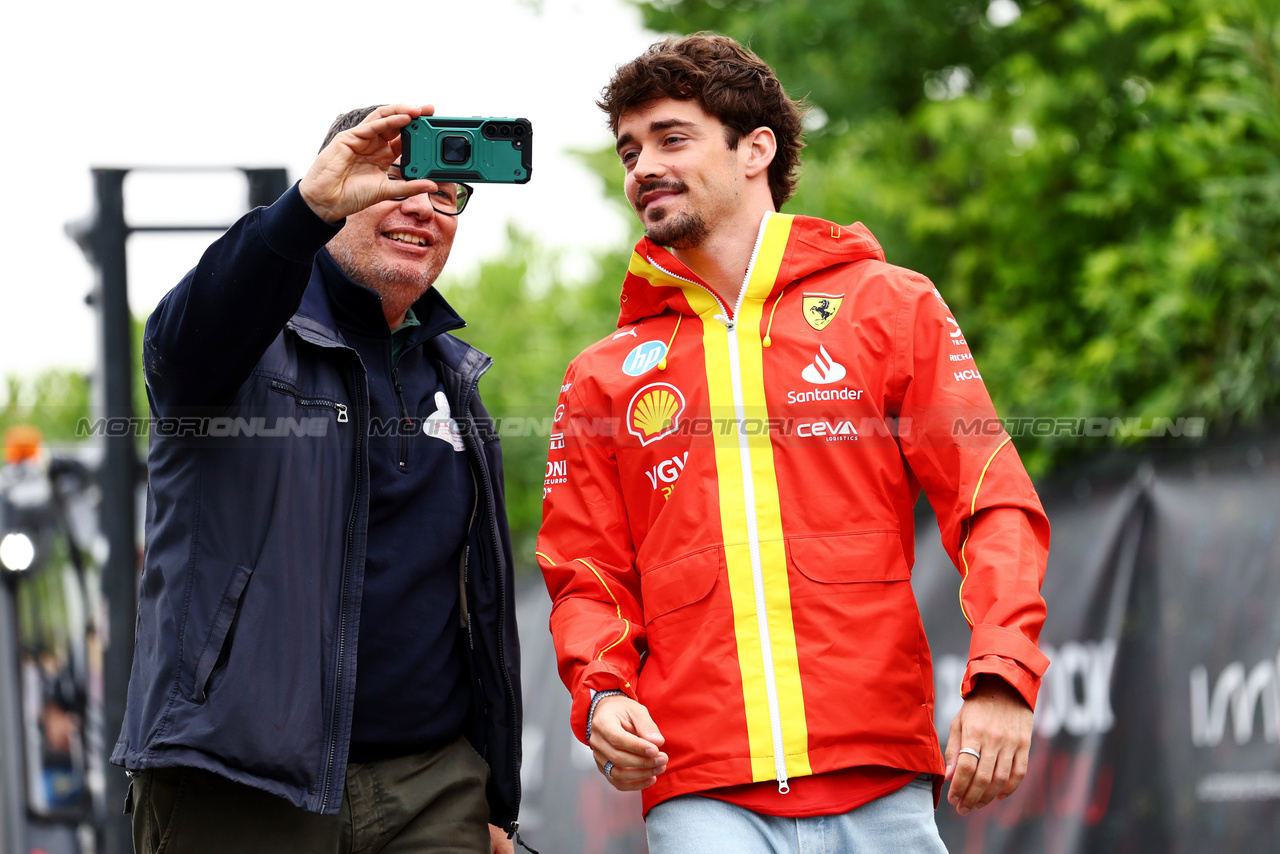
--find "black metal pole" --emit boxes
[69,168,137,854]
[66,165,289,854]
[0,579,25,854]
[243,168,290,209]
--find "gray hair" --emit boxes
[319,105,385,152]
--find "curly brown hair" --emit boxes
[598,33,807,210]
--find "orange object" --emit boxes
[3,424,42,464]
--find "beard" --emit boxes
[327,239,448,318]
[644,207,709,249]
[635,179,711,249]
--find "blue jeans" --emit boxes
[646,775,948,854]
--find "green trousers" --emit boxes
[126,736,491,854]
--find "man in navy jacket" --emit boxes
[112,104,522,854]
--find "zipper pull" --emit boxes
[336,404,349,424]
[777,774,790,795]
[713,313,736,331]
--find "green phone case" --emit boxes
[400,117,532,184]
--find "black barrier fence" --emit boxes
[514,434,1280,853]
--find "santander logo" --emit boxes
[801,345,847,384]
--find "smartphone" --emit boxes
[400,117,532,184]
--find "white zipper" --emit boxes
[645,256,729,322]
[653,214,790,793]
[728,214,789,793]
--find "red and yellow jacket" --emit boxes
[537,213,1050,812]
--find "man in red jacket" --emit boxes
[537,34,1050,852]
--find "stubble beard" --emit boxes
[644,207,709,250]
[634,178,712,250]
[328,240,449,319]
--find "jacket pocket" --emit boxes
[787,531,910,583]
[640,548,721,623]
[190,563,254,702]
[267,378,349,423]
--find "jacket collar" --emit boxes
[289,249,465,350]
[287,250,484,381]
[616,212,887,327]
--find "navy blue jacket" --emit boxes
[111,185,522,829]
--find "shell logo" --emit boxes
[627,382,686,446]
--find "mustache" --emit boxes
[634,179,688,207]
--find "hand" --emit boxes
[589,694,667,791]
[488,823,513,854]
[299,103,439,223]
[944,674,1033,815]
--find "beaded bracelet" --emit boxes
[585,689,626,743]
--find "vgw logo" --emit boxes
[644,452,689,500]
[1190,649,1280,747]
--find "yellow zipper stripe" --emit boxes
[957,436,1012,626]
[701,308,773,777]
[702,215,811,782]
[737,217,812,779]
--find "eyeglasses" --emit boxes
[427,181,472,216]
[387,164,473,215]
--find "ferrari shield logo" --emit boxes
[802,293,844,331]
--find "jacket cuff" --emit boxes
[964,624,1048,708]
[569,662,637,743]
[255,182,344,264]
[969,624,1049,675]
[962,655,1040,709]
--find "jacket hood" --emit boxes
[617,213,886,327]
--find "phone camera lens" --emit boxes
[484,125,496,138]
[500,125,511,137]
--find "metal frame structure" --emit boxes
[0,167,294,854]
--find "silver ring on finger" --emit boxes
[603,760,615,779]
[958,747,981,761]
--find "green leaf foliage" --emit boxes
[637,0,1280,472]
[443,226,630,569]
[18,0,1279,564]
[2,316,144,452]
[0,371,91,448]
